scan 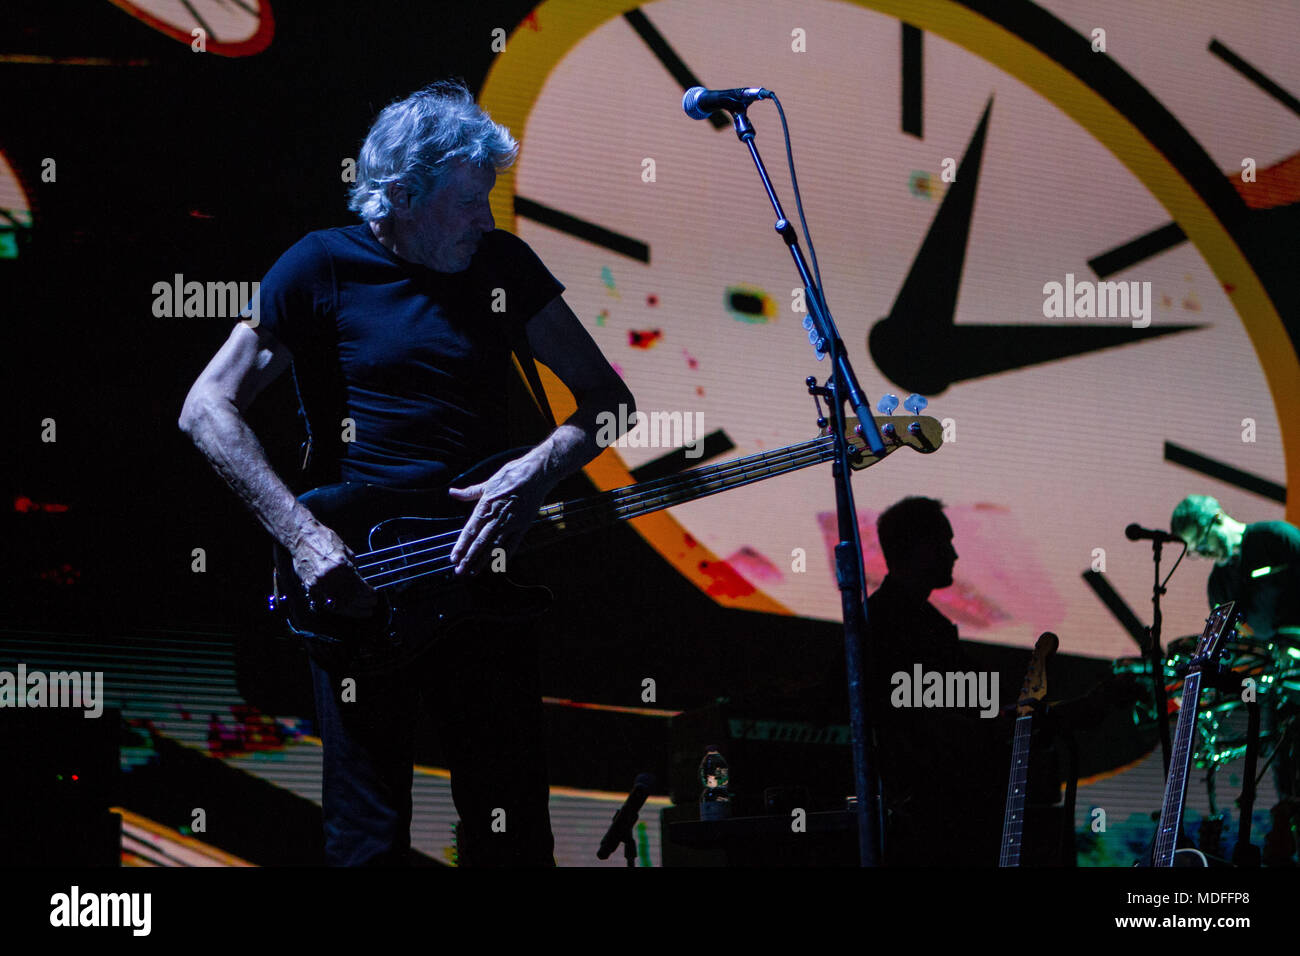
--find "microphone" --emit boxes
[597,773,655,860]
[682,86,771,119]
[1125,523,1182,544]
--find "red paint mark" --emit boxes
[726,546,783,584]
[523,10,540,30]
[206,705,288,757]
[647,293,659,306]
[699,559,756,598]
[696,386,705,397]
[1223,282,1236,294]
[1229,151,1300,209]
[628,328,662,349]
[682,348,698,369]
[39,563,80,585]
[683,532,697,549]
[15,496,70,513]
[610,361,624,377]
[188,208,214,219]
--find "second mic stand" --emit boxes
[1147,539,1173,775]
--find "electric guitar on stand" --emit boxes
[1148,601,1238,867]
[270,414,943,672]
[999,631,1059,867]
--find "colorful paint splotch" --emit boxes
[596,309,609,327]
[0,150,33,260]
[725,546,784,585]
[724,285,777,325]
[908,170,934,199]
[647,293,659,307]
[682,348,698,370]
[628,328,662,349]
[601,265,621,298]
[698,558,756,598]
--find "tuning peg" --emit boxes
[904,393,928,415]
[876,394,899,415]
[802,315,814,331]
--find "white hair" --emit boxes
[347,79,518,222]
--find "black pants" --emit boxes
[309,623,555,866]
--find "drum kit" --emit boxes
[1113,624,1300,815]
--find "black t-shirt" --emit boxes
[1208,521,1300,640]
[253,224,564,489]
[865,575,1008,865]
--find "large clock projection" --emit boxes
[483,0,1298,660]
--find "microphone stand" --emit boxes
[1147,539,1173,776]
[726,107,887,866]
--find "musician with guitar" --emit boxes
[179,80,635,866]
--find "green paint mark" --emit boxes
[636,819,651,866]
[909,170,935,199]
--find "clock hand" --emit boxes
[873,97,992,347]
[869,98,1201,396]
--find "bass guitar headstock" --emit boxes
[828,414,944,471]
[1016,631,1059,716]
[1188,601,1237,674]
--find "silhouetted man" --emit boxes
[866,496,1008,866]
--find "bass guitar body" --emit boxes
[268,418,947,672]
[270,450,552,673]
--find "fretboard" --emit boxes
[999,714,1034,867]
[522,435,839,548]
[1153,671,1203,867]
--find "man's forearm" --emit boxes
[180,396,316,550]
[520,385,633,487]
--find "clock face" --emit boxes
[106,0,274,56]
[484,0,1298,660]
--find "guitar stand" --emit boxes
[1198,666,1263,865]
[612,827,639,868]
[1031,704,1081,866]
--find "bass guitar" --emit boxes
[1149,601,1237,867]
[271,415,943,672]
[999,631,1058,866]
